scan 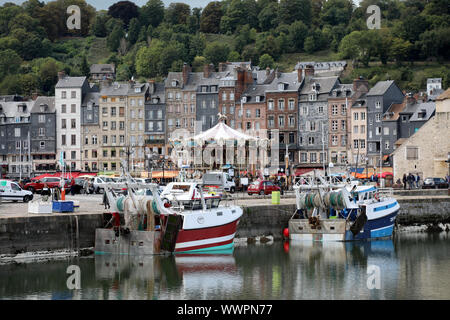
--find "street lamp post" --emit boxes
[123,146,134,174]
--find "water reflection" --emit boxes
[0,232,449,300]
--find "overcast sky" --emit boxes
[1,0,362,11]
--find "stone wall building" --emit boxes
[127,82,149,172]
[30,97,56,174]
[0,100,33,178]
[81,92,100,172]
[145,81,166,157]
[266,70,303,168]
[298,66,339,169]
[98,82,129,173]
[327,84,353,167]
[366,80,404,168]
[392,88,450,180]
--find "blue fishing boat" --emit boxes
[288,171,399,242]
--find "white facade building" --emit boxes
[55,73,90,171]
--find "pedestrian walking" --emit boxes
[415,174,420,189]
[102,191,110,209]
[83,178,89,195]
[407,173,414,190]
[402,174,407,190]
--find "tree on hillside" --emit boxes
[128,18,140,45]
[140,0,165,28]
[320,0,353,27]
[200,1,223,34]
[278,0,312,26]
[35,0,95,39]
[108,1,139,28]
[107,25,125,52]
[79,54,90,77]
[204,42,230,68]
[339,30,378,67]
[0,49,22,79]
[165,3,191,26]
[287,20,308,52]
[258,2,279,31]
[259,53,274,69]
[91,13,108,37]
[135,39,165,77]
[192,55,207,71]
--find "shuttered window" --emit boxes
[406,147,418,160]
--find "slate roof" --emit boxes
[31,96,55,113]
[366,80,395,96]
[352,93,367,108]
[299,76,339,95]
[82,92,100,107]
[329,83,354,99]
[0,100,33,119]
[241,84,268,103]
[295,61,347,70]
[90,64,115,74]
[55,76,87,88]
[100,82,130,96]
[266,72,302,92]
[149,83,166,104]
[127,82,148,96]
[409,102,435,122]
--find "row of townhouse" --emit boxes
[0,62,440,178]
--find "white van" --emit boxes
[202,171,236,193]
[0,180,34,203]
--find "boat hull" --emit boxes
[289,207,399,242]
[174,219,239,253]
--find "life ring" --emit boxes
[374,192,380,201]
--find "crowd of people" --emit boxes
[401,173,421,190]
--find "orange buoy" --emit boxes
[61,188,65,200]
[283,228,289,238]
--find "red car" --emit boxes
[23,177,69,193]
[247,180,283,195]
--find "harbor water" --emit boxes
[0,231,449,300]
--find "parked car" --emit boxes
[0,179,33,202]
[422,177,449,189]
[247,180,283,195]
[23,177,69,193]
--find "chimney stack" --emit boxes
[219,62,228,72]
[182,63,191,85]
[58,71,66,80]
[406,93,416,105]
[297,68,305,83]
[266,67,270,76]
[203,64,214,78]
[305,65,314,77]
[148,79,155,94]
[353,76,369,94]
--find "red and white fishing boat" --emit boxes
[95,177,243,255]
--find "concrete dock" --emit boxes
[0,191,449,255]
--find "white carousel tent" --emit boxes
[191,120,256,143]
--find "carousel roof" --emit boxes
[191,121,256,143]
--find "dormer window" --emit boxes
[309,93,317,101]
[152,98,159,103]
[135,86,141,93]
[278,83,285,91]
[39,104,47,113]
[255,96,260,102]
[171,80,178,87]
[242,96,247,103]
